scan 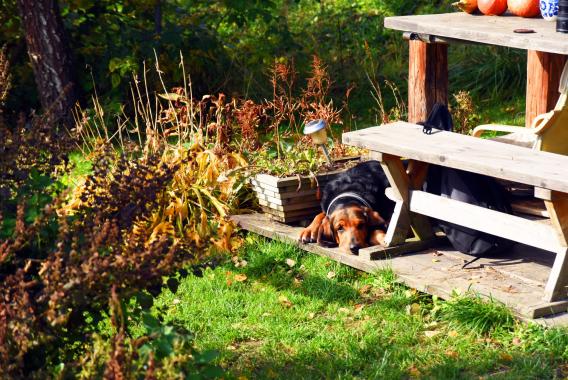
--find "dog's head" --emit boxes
[317,205,387,254]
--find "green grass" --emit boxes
[151,234,568,379]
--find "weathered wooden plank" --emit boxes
[511,199,548,218]
[380,156,435,244]
[407,190,561,253]
[260,206,320,219]
[254,173,326,189]
[250,179,327,196]
[380,155,412,245]
[408,40,447,123]
[543,192,568,301]
[359,234,447,260]
[258,198,320,212]
[545,192,568,247]
[254,191,319,206]
[251,185,318,200]
[385,13,568,55]
[231,213,568,322]
[526,51,567,128]
[259,208,316,224]
[342,123,568,194]
[544,247,568,301]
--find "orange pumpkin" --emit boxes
[507,0,540,17]
[478,0,508,15]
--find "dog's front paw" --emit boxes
[369,229,387,247]
[299,227,317,243]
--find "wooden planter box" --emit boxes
[250,158,360,223]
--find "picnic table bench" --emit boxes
[343,122,568,303]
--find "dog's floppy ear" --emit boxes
[363,207,388,231]
[317,215,337,247]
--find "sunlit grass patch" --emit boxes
[153,234,568,379]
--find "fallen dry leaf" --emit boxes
[424,330,442,339]
[432,259,441,263]
[354,304,365,312]
[501,285,517,293]
[285,258,296,267]
[359,284,372,295]
[445,349,459,359]
[278,295,293,308]
[500,352,513,362]
[424,330,442,338]
[448,330,459,338]
[425,321,439,329]
[327,271,336,279]
[512,337,522,346]
[235,274,247,282]
[405,288,418,298]
[408,365,421,378]
[307,312,316,320]
[407,303,421,315]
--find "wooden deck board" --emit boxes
[231,213,568,325]
[385,13,568,55]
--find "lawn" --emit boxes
[152,235,568,379]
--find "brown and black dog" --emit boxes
[299,160,395,254]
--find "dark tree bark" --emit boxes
[17,0,77,127]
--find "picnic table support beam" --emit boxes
[526,51,567,128]
[379,154,435,246]
[408,40,448,123]
[543,191,568,301]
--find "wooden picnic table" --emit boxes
[343,123,568,303]
[385,12,568,127]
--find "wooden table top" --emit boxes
[342,122,568,193]
[385,13,568,55]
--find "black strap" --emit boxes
[461,256,481,269]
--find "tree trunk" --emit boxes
[17,0,76,127]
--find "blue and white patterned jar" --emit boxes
[541,0,559,21]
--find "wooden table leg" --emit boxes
[380,154,434,246]
[526,51,567,128]
[543,191,568,301]
[408,40,448,123]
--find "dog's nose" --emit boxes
[349,243,360,254]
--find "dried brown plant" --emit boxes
[451,90,478,134]
[234,99,264,150]
[300,55,342,130]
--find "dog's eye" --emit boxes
[337,225,344,233]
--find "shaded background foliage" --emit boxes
[0,0,525,124]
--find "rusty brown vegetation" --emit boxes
[0,52,358,378]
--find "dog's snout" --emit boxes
[349,243,360,254]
